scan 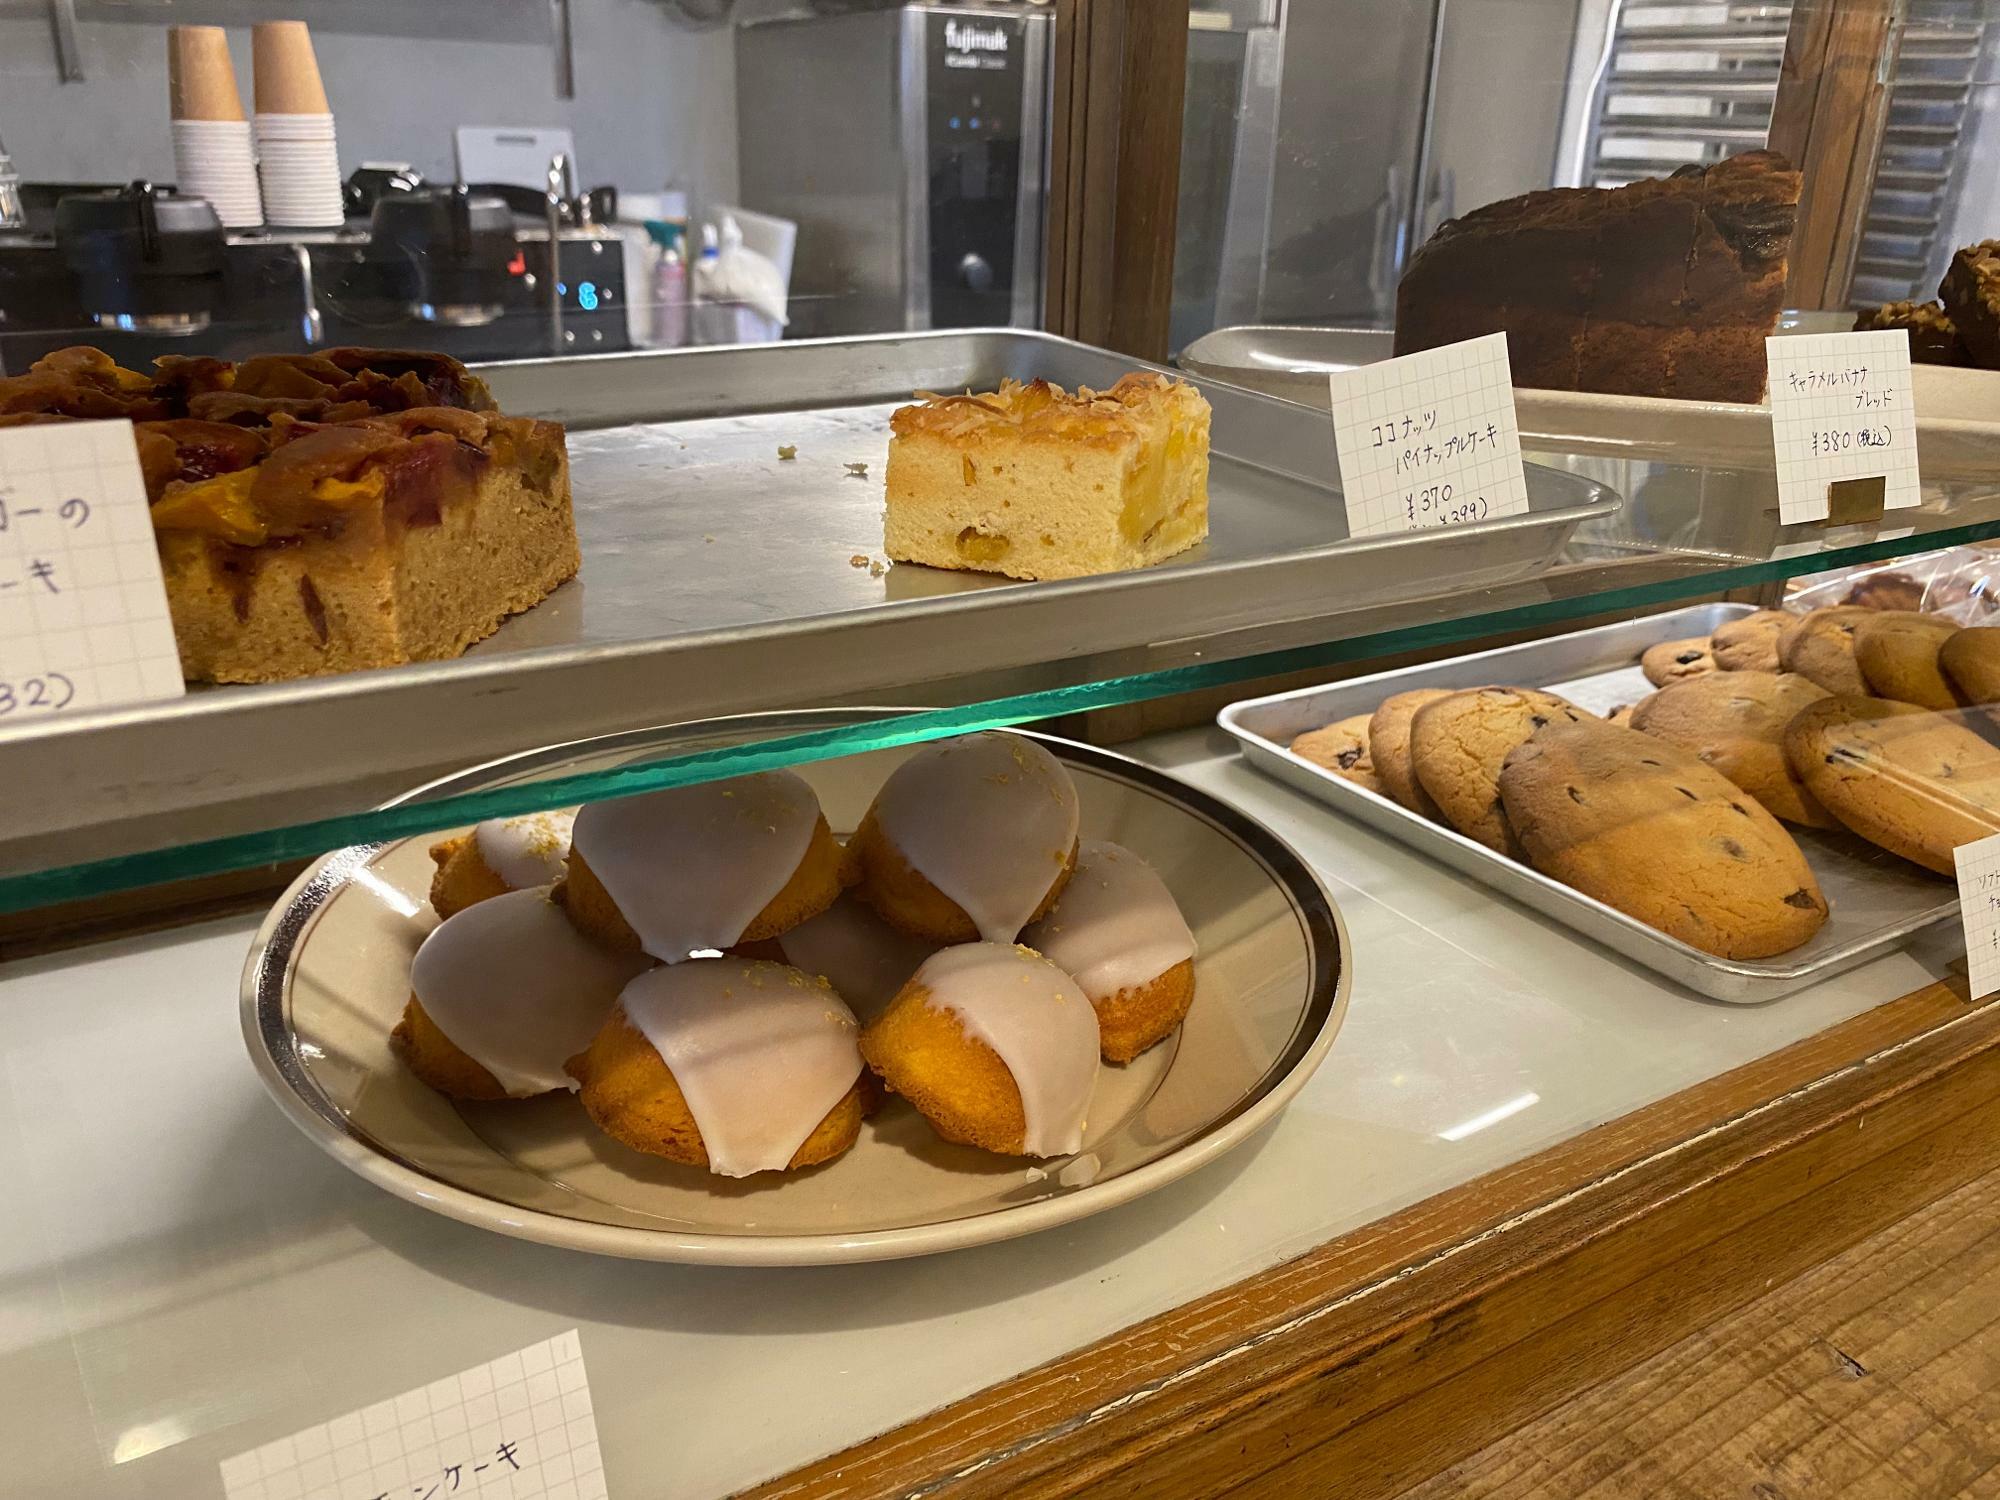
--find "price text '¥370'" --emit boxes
[1404,484,1490,528]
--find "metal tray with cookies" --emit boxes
[1216,603,1959,1003]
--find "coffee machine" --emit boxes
[735,1,1052,338]
[0,173,630,374]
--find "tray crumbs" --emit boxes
[849,554,871,569]
[777,444,797,460]
[844,461,869,478]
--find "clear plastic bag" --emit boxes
[1784,545,2000,624]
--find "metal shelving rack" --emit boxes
[1853,0,1988,305]
[1576,2,1790,189]
[1574,0,1988,307]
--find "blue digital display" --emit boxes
[577,281,599,311]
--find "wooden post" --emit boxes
[1769,0,1904,310]
[1044,0,1191,361]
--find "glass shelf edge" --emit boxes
[9,513,2000,916]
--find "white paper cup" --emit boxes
[255,112,343,226]
[254,112,337,138]
[173,118,262,227]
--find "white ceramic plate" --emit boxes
[241,715,1349,1265]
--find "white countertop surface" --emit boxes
[0,726,1959,1499]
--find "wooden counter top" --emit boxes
[1397,1161,2000,1498]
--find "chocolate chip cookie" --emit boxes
[1854,611,1962,710]
[1940,626,2000,705]
[1641,637,1717,686]
[1784,695,2000,875]
[1776,607,1873,695]
[1368,688,1452,818]
[1627,670,1836,827]
[1498,719,1828,958]
[1291,714,1384,795]
[1409,687,1586,855]
[1710,610,1792,673]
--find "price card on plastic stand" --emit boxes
[1327,331,1531,538]
[1766,329,1922,524]
[0,419,184,718]
[1954,833,2000,1001]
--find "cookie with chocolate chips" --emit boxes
[1784,696,2000,875]
[1854,611,1961,710]
[1290,714,1384,795]
[1628,670,1837,828]
[1776,607,1873,695]
[1368,689,1453,818]
[1641,636,1717,686]
[1940,626,2000,705]
[1711,610,1791,673]
[1409,687,1587,855]
[1498,719,1828,959]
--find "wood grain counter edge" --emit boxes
[739,979,2000,1500]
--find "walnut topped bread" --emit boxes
[1853,299,1970,366]
[1938,240,2000,369]
[1394,151,1801,403]
[883,372,1210,582]
[0,346,575,683]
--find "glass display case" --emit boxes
[3,3,2000,1498]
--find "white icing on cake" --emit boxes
[409,887,651,1097]
[1022,840,1196,1001]
[778,896,938,1022]
[869,732,1080,942]
[616,959,864,1178]
[913,942,1099,1157]
[473,809,575,890]
[571,771,821,962]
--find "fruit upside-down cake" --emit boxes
[0,345,576,683]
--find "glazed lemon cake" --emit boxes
[883,372,1210,581]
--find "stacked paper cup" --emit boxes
[169,27,262,229]
[253,21,344,228]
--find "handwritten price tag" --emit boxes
[1328,332,1531,538]
[0,419,183,718]
[220,1331,606,1500]
[1766,329,1921,524]
[1954,834,2000,1001]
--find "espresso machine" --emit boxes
[0,170,630,374]
[735,0,1052,338]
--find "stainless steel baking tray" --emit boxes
[1179,324,2000,479]
[1216,602,1958,1003]
[0,329,1618,876]
[1178,325,1393,407]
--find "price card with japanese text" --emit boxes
[1766,329,1921,524]
[1954,833,2000,1001]
[219,1331,605,1500]
[0,419,183,718]
[1327,331,1531,538]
